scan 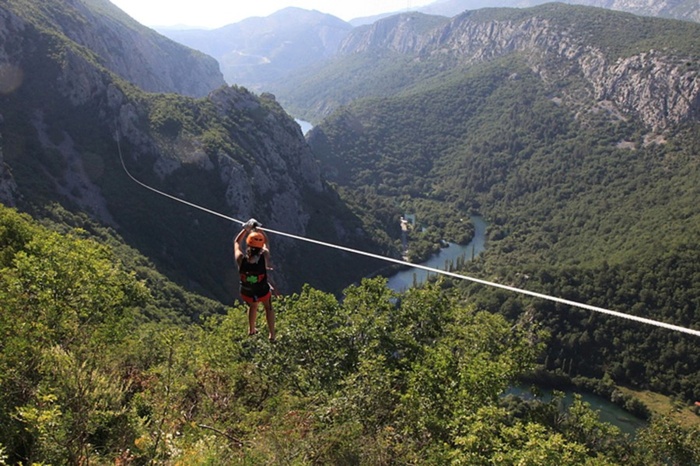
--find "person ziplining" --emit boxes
[234,219,275,342]
[116,138,700,339]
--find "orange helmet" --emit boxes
[246,231,265,248]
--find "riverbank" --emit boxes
[505,384,647,436]
[379,215,698,432]
[512,369,652,435]
[385,215,487,292]
[514,371,700,433]
[617,386,700,429]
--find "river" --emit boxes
[383,216,647,434]
[297,118,646,433]
[506,385,646,435]
[386,215,487,292]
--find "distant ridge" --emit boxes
[159,7,353,91]
[275,4,700,127]
[369,0,700,24]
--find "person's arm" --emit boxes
[262,246,279,296]
[263,247,273,270]
[233,228,246,266]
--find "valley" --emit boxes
[0,0,698,463]
[290,0,700,427]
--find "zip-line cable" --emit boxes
[116,139,700,338]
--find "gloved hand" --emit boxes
[244,218,261,231]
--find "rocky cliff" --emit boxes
[4,0,225,97]
[338,5,700,130]
[0,143,17,206]
[0,0,377,301]
[339,13,449,54]
[567,0,700,23]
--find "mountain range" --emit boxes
[7,0,226,96]
[160,7,352,93]
[157,0,700,94]
[276,4,700,124]
[356,0,700,25]
[291,3,700,401]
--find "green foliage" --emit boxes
[0,206,696,464]
[304,40,700,404]
[452,404,617,466]
[16,346,134,465]
[307,60,516,257]
[274,50,440,122]
[0,204,147,464]
[634,416,700,466]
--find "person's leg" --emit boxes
[262,297,275,341]
[248,301,259,335]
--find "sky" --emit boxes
[109,0,438,29]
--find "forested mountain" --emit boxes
[292,4,700,403]
[158,8,352,92]
[152,0,698,94]
[276,5,699,124]
[353,0,700,26]
[0,0,383,303]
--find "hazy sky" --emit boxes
[109,0,437,29]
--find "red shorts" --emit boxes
[241,291,271,304]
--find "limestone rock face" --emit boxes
[3,0,225,98]
[575,0,700,22]
[339,14,444,54]
[207,87,323,237]
[414,0,700,24]
[340,9,699,130]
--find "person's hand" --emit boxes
[244,218,261,231]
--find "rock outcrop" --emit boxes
[205,87,323,235]
[415,0,700,24]
[0,0,375,301]
[339,6,700,130]
[0,138,17,207]
[6,0,225,97]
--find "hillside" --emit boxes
[298,4,700,402]
[0,0,385,303]
[4,0,225,97]
[275,5,700,124]
[2,203,699,464]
